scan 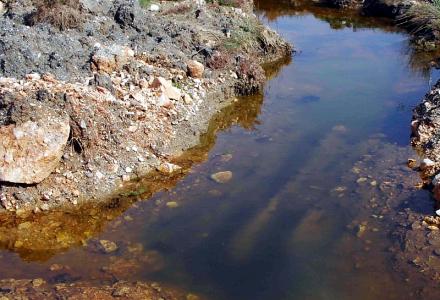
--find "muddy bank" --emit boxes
[0,0,291,213]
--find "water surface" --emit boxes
[1,1,440,299]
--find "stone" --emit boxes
[187,60,205,78]
[407,158,417,169]
[356,224,366,238]
[92,45,135,73]
[0,2,5,15]
[356,177,367,184]
[157,162,181,174]
[115,4,136,27]
[166,201,179,208]
[99,240,118,253]
[151,77,181,100]
[420,158,435,170]
[92,73,114,94]
[149,4,160,11]
[0,116,70,184]
[158,94,172,108]
[184,93,193,104]
[433,173,440,186]
[210,171,233,183]
[79,0,112,14]
[32,278,45,288]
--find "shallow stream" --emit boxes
[2,1,440,299]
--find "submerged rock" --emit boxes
[99,240,118,254]
[0,116,70,184]
[210,171,233,183]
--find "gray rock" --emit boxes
[79,0,112,14]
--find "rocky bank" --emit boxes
[0,0,291,213]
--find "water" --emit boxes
[1,1,440,299]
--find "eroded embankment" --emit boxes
[0,0,291,214]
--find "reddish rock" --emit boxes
[187,60,204,78]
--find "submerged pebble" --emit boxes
[166,201,179,208]
[99,240,118,254]
[210,171,233,183]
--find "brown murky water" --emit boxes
[2,1,440,299]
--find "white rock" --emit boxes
[421,158,435,170]
[0,116,70,184]
[436,209,440,217]
[433,173,440,186]
[149,4,160,11]
[95,171,104,180]
[0,2,5,15]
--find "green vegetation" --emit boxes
[224,18,264,51]
[218,0,244,7]
[139,0,152,8]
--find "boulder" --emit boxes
[0,116,70,184]
[187,60,205,78]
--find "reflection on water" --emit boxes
[2,1,440,299]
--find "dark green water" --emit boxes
[1,1,440,299]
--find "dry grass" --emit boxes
[162,2,192,14]
[399,0,440,35]
[219,0,246,8]
[27,0,85,30]
[206,51,231,70]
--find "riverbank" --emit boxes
[0,0,291,213]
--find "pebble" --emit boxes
[407,158,417,168]
[166,201,179,208]
[420,158,435,170]
[210,171,233,184]
[95,171,104,180]
[149,4,160,11]
[125,167,133,173]
[99,240,118,253]
[357,177,367,184]
[356,224,366,238]
[32,278,45,287]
